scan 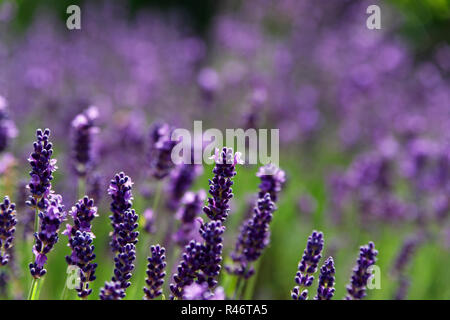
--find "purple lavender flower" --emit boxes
[174,191,206,247]
[143,209,156,234]
[198,220,225,288]
[112,209,139,290]
[29,193,66,278]
[149,123,177,180]
[183,282,225,300]
[63,197,98,298]
[0,196,17,266]
[71,106,99,176]
[227,193,276,279]
[170,240,204,299]
[167,163,202,210]
[108,172,133,253]
[203,147,242,222]
[394,275,410,300]
[66,231,97,298]
[315,257,335,300]
[256,164,286,203]
[100,281,125,300]
[392,236,420,275]
[26,129,57,208]
[143,244,166,300]
[291,231,324,300]
[346,242,378,300]
[0,96,17,153]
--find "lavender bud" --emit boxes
[0,96,17,153]
[143,245,166,300]
[174,191,205,247]
[183,282,225,300]
[63,197,98,298]
[166,163,202,210]
[29,194,66,278]
[149,123,177,180]
[256,164,286,203]
[198,220,225,288]
[227,193,276,279]
[108,172,133,254]
[26,129,57,207]
[100,281,125,300]
[71,106,99,176]
[291,230,324,300]
[315,257,336,300]
[0,196,17,266]
[203,147,242,222]
[346,242,378,300]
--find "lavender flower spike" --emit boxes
[108,172,133,253]
[174,190,206,247]
[0,196,17,265]
[203,147,243,222]
[346,242,378,300]
[71,106,99,176]
[63,197,98,298]
[291,230,324,300]
[183,282,225,300]
[100,281,125,300]
[198,220,225,288]
[149,123,177,180]
[227,193,276,279]
[112,209,139,290]
[257,164,286,203]
[143,245,166,300]
[26,129,57,209]
[29,194,66,278]
[0,96,17,153]
[315,257,336,300]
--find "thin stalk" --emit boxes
[78,177,86,199]
[60,272,69,300]
[28,276,44,300]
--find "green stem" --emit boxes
[28,277,44,300]
[60,273,69,300]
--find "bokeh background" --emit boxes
[0,0,449,299]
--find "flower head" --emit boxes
[29,193,66,278]
[143,244,167,300]
[227,193,276,279]
[0,96,17,153]
[100,281,125,300]
[256,164,286,202]
[203,147,242,222]
[291,230,324,300]
[183,282,225,300]
[71,106,99,176]
[0,196,17,266]
[149,122,177,180]
[174,191,206,247]
[27,129,57,207]
[346,241,378,300]
[315,257,336,300]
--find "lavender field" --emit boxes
[0,0,449,300]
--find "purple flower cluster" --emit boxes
[173,191,205,247]
[203,147,242,222]
[29,193,66,278]
[108,172,133,253]
[143,244,166,300]
[0,196,17,265]
[291,231,324,300]
[71,106,99,177]
[26,129,57,208]
[167,163,202,210]
[170,148,242,299]
[256,164,286,203]
[227,193,276,278]
[99,281,125,300]
[0,96,17,153]
[149,123,177,180]
[63,197,98,298]
[183,282,225,300]
[111,209,139,289]
[346,242,378,300]
[315,257,335,300]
